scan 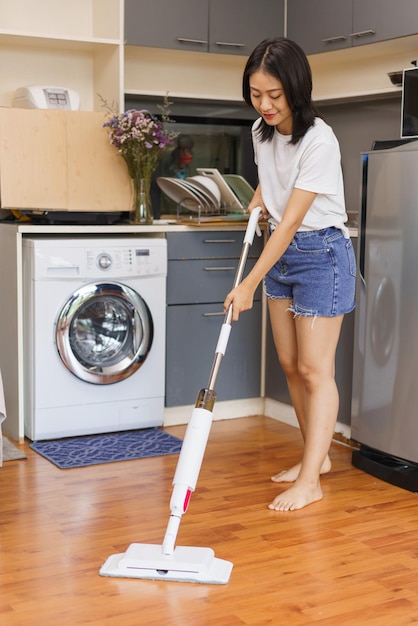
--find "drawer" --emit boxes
[165,300,262,406]
[167,257,261,305]
[167,230,263,260]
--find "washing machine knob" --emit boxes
[97,253,112,270]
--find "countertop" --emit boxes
[0,219,358,238]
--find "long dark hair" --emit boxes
[242,37,320,145]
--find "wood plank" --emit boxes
[66,111,132,213]
[1,416,418,625]
[0,108,67,210]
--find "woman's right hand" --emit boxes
[223,279,255,322]
[247,185,269,220]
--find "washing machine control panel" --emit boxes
[27,238,167,280]
[85,243,166,278]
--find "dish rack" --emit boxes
[175,198,246,224]
[157,169,254,224]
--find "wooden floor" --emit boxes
[2,415,418,625]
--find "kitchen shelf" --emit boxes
[0,31,121,49]
[0,0,123,111]
[310,33,418,103]
[2,1,418,112]
[0,0,121,39]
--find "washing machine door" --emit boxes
[55,281,153,384]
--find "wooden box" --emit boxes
[0,108,132,212]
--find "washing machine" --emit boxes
[22,236,167,440]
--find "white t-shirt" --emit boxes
[252,117,349,238]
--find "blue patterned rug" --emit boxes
[29,428,183,469]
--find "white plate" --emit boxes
[177,179,211,210]
[222,175,254,208]
[187,175,221,209]
[196,168,243,210]
[156,177,202,211]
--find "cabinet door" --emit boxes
[0,109,132,213]
[287,0,352,55]
[124,0,209,51]
[166,301,262,406]
[0,109,68,210]
[167,230,254,260]
[209,0,284,56]
[66,112,132,213]
[352,0,418,47]
[167,257,261,304]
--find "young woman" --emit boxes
[224,37,356,511]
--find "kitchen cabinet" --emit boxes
[288,0,418,55]
[209,0,284,56]
[0,221,263,440]
[0,109,132,212]
[165,230,263,406]
[0,0,123,111]
[125,0,284,55]
[288,0,352,55]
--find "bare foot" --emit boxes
[268,480,323,511]
[271,454,332,483]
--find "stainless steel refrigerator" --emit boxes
[351,139,418,491]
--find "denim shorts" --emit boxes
[263,226,356,317]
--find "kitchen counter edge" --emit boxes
[0,221,358,237]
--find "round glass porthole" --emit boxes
[55,281,153,384]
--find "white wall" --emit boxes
[124,34,418,104]
[124,46,246,101]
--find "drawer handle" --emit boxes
[321,35,347,43]
[177,37,208,45]
[203,311,225,317]
[349,29,376,38]
[203,239,236,243]
[214,41,245,48]
[204,266,235,271]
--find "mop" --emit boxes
[99,207,262,584]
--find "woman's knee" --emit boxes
[297,360,334,390]
[279,354,299,379]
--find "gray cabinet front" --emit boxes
[209,0,284,56]
[288,0,352,55]
[166,300,262,405]
[352,0,418,47]
[125,0,208,51]
[288,0,418,55]
[125,0,284,55]
[165,230,263,406]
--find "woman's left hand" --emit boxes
[223,280,255,322]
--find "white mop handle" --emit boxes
[171,407,213,492]
[215,323,232,356]
[162,514,181,555]
[163,407,213,555]
[243,206,262,245]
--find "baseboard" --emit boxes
[163,397,265,427]
[264,397,354,446]
[164,397,354,448]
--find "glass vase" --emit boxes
[130,176,153,224]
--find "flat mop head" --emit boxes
[99,543,233,584]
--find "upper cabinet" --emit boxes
[288,0,418,55]
[288,0,352,54]
[209,0,284,56]
[125,0,284,56]
[0,0,124,111]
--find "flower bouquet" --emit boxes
[103,98,177,223]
